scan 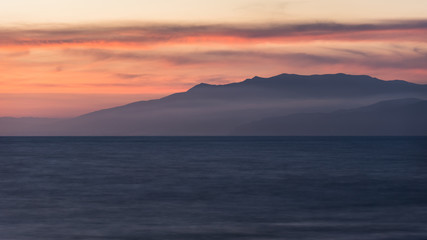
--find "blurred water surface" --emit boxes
[0,136,426,240]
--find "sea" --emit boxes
[0,136,426,240]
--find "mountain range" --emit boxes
[1,73,427,136]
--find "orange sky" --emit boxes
[1,1,427,117]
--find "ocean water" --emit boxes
[0,136,426,240]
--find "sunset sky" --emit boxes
[1,0,427,117]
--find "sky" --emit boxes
[1,0,427,117]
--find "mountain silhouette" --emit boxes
[184,73,426,99]
[1,73,427,136]
[233,98,427,136]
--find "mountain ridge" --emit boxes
[1,73,426,136]
[76,73,427,119]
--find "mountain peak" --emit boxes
[187,82,215,91]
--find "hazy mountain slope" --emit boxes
[233,98,427,136]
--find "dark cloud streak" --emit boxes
[65,47,427,71]
[1,20,427,46]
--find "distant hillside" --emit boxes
[0,118,60,136]
[233,98,427,136]
[1,73,427,136]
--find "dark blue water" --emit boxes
[0,137,426,240]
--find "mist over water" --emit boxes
[0,137,426,239]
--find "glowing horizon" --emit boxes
[1,1,427,117]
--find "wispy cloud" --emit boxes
[114,73,145,79]
[1,20,427,47]
[63,47,427,71]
